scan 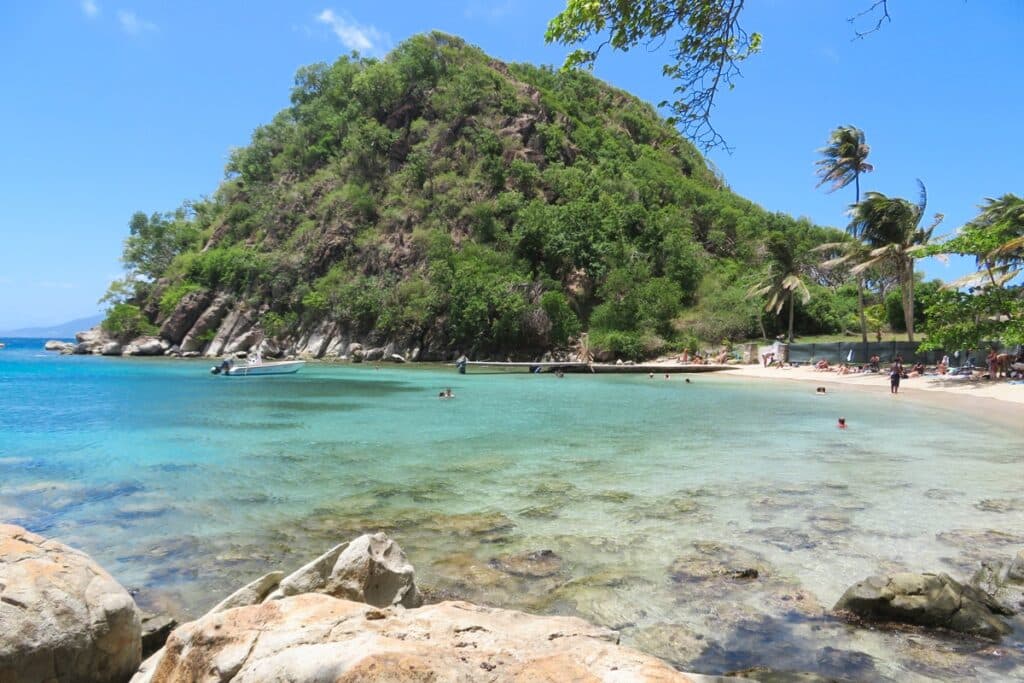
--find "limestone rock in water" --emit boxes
[0,524,141,682]
[134,595,694,682]
[207,570,283,614]
[124,337,165,356]
[970,558,1024,614]
[44,339,75,352]
[100,341,124,356]
[268,533,421,608]
[1009,549,1024,582]
[833,572,1013,640]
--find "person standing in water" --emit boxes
[889,358,902,394]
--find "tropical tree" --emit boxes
[814,125,874,343]
[748,233,811,343]
[847,181,943,343]
[920,194,1024,349]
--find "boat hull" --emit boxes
[224,361,305,376]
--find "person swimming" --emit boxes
[816,386,826,395]
[837,417,846,429]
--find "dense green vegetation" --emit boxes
[106,33,962,359]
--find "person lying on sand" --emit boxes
[814,359,831,371]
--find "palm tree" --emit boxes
[815,126,874,342]
[847,180,943,342]
[748,233,811,344]
[816,126,874,204]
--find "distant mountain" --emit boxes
[0,314,104,339]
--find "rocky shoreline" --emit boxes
[2,523,1021,682]
[44,292,576,363]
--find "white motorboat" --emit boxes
[211,355,305,376]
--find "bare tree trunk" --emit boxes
[857,275,868,344]
[903,259,915,343]
[787,290,795,344]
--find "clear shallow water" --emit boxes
[2,337,1022,680]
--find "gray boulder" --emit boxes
[267,533,421,608]
[124,337,164,356]
[44,339,75,352]
[100,341,123,356]
[833,572,1013,639]
[0,524,141,682]
[158,290,211,344]
[180,295,232,353]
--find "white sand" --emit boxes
[719,363,1023,427]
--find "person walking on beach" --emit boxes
[889,358,903,394]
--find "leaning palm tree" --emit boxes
[748,234,811,344]
[847,181,943,342]
[816,126,874,203]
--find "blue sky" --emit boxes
[1,1,1021,328]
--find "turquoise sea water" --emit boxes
[1,337,1022,680]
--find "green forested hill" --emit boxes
[104,32,850,360]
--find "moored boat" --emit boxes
[211,356,305,376]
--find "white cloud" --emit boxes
[315,9,387,54]
[464,1,515,22]
[117,9,157,35]
[81,0,99,17]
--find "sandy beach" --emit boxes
[720,362,1023,428]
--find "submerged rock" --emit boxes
[833,572,1014,640]
[489,549,563,578]
[0,523,141,682]
[669,541,771,586]
[132,595,692,682]
[629,623,709,670]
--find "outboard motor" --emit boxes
[210,359,232,375]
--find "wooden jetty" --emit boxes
[456,360,736,374]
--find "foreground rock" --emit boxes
[133,595,696,682]
[0,524,141,682]
[833,572,1013,640]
